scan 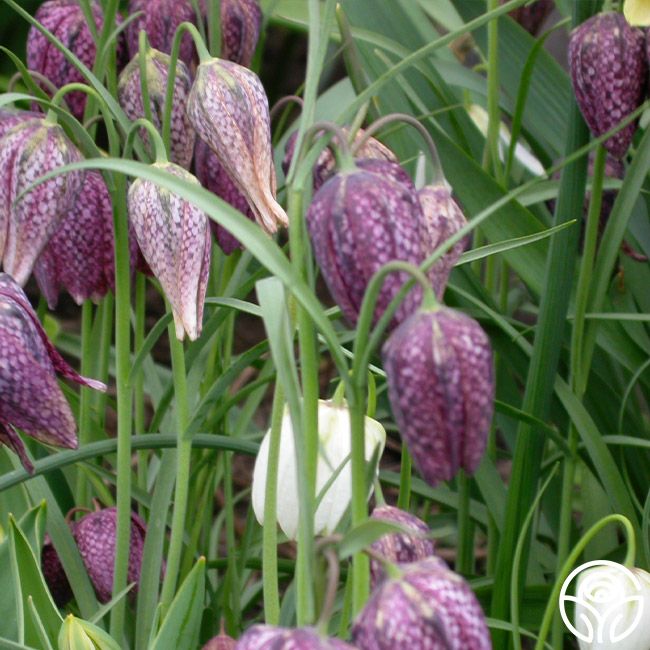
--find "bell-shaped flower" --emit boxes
[0,117,84,285]
[187,57,288,234]
[118,47,196,169]
[216,0,262,67]
[34,171,117,308]
[27,0,126,119]
[0,274,106,472]
[193,137,255,254]
[568,562,650,650]
[251,399,386,541]
[127,162,211,341]
[236,626,356,649]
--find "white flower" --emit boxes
[624,0,650,26]
[252,400,386,540]
[571,563,650,650]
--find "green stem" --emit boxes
[534,515,636,650]
[551,144,606,649]
[262,384,284,625]
[124,118,168,163]
[134,273,147,516]
[158,324,192,616]
[74,301,94,508]
[456,469,473,575]
[485,0,503,183]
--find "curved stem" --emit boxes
[269,94,304,121]
[7,69,58,96]
[534,515,636,650]
[301,120,355,172]
[316,545,341,635]
[356,112,444,184]
[124,118,168,163]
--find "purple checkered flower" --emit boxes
[569,12,646,159]
[352,557,491,650]
[0,117,84,286]
[235,626,356,649]
[305,161,426,328]
[187,58,288,234]
[369,505,436,588]
[0,274,106,472]
[27,0,125,120]
[217,0,262,67]
[128,162,211,341]
[382,307,494,486]
[119,48,196,169]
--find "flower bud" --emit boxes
[252,400,386,541]
[506,0,553,35]
[418,183,468,299]
[569,12,646,159]
[27,0,125,120]
[369,505,435,588]
[0,118,84,285]
[235,625,356,649]
[128,162,211,341]
[0,274,106,472]
[202,628,237,650]
[73,507,148,603]
[126,0,198,68]
[305,163,426,327]
[568,563,650,650]
[194,137,255,254]
[282,127,398,192]
[352,557,491,650]
[34,171,116,308]
[382,307,494,486]
[187,58,288,234]
[118,48,196,169]
[218,0,262,67]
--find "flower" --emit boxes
[251,400,386,540]
[235,626,356,649]
[305,160,427,328]
[566,563,650,650]
[27,0,125,119]
[369,505,435,588]
[0,117,84,285]
[382,307,494,486]
[34,171,117,307]
[217,0,262,67]
[0,274,106,472]
[569,12,646,159]
[352,557,491,649]
[186,58,288,234]
[118,48,196,169]
[624,0,650,26]
[127,162,211,341]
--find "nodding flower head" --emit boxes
[217,0,262,67]
[187,58,288,234]
[235,625,357,649]
[127,162,211,341]
[0,274,106,472]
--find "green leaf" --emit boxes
[150,558,206,650]
[337,520,416,560]
[8,514,62,648]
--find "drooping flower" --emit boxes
[352,557,491,650]
[235,625,356,649]
[118,48,196,169]
[0,109,42,139]
[34,171,116,308]
[418,182,468,298]
[369,505,436,588]
[127,162,211,341]
[252,400,386,540]
[382,307,494,486]
[193,137,255,254]
[217,0,262,67]
[0,274,106,472]
[0,117,84,285]
[201,622,237,650]
[569,12,647,159]
[282,127,398,191]
[27,0,125,120]
[126,0,199,69]
[305,161,427,328]
[507,0,554,35]
[187,58,288,233]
